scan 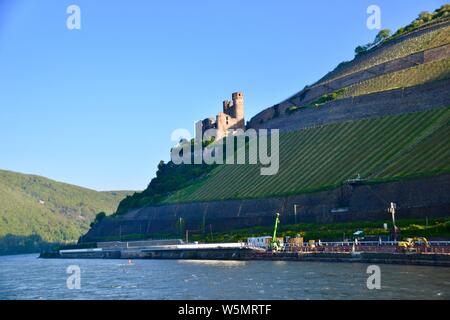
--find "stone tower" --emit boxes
[197,91,245,141]
[232,92,244,125]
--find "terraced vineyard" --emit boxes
[315,24,450,86]
[165,107,450,203]
[339,57,450,98]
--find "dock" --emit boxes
[40,239,450,267]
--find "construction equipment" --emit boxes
[269,213,281,252]
[398,237,430,252]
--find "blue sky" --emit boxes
[0,0,447,191]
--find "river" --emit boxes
[0,254,449,299]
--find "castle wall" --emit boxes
[216,112,240,141]
[200,92,245,141]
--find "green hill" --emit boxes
[113,6,450,216]
[0,169,132,254]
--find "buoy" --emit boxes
[128,259,132,265]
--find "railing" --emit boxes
[254,240,450,254]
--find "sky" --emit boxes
[0,0,447,191]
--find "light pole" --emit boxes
[294,204,302,224]
[388,202,398,241]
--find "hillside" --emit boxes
[84,6,450,242]
[165,107,450,203]
[0,169,132,254]
[115,7,450,214]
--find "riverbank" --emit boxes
[40,247,450,267]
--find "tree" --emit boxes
[96,212,106,221]
[90,212,106,227]
[157,160,165,171]
[418,11,432,22]
[354,45,368,56]
[374,29,392,44]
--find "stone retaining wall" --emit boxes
[83,174,450,242]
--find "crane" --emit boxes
[270,213,281,251]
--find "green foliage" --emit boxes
[354,45,369,56]
[391,5,450,39]
[355,29,392,57]
[287,90,344,115]
[0,170,132,254]
[0,234,57,256]
[184,217,450,243]
[90,211,107,227]
[353,4,449,58]
[310,90,344,106]
[115,160,216,214]
[374,29,392,44]
[322,14,449,84]
[285,105,306,115]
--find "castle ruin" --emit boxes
[198,92,245,141]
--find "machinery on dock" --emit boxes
[398,237,430,252]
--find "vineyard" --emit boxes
[339,57,450,98]
[315,24,450,86]
[165,107,450,203]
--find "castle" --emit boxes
[198,92,245,141]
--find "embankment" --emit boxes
[83,174,450,242]
[40,249,450,267]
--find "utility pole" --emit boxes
[293,204,303,224]
[209,224,213,242]
[388,202,398,241]
[294,204,298,224]
[178,217,183,238]
[185,229,189,243]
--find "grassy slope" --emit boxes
[165,107,450,203]
[340,57,450,99]
[314,23,450,86]
[0,169,132,253]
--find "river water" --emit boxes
[0,254,449,299]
